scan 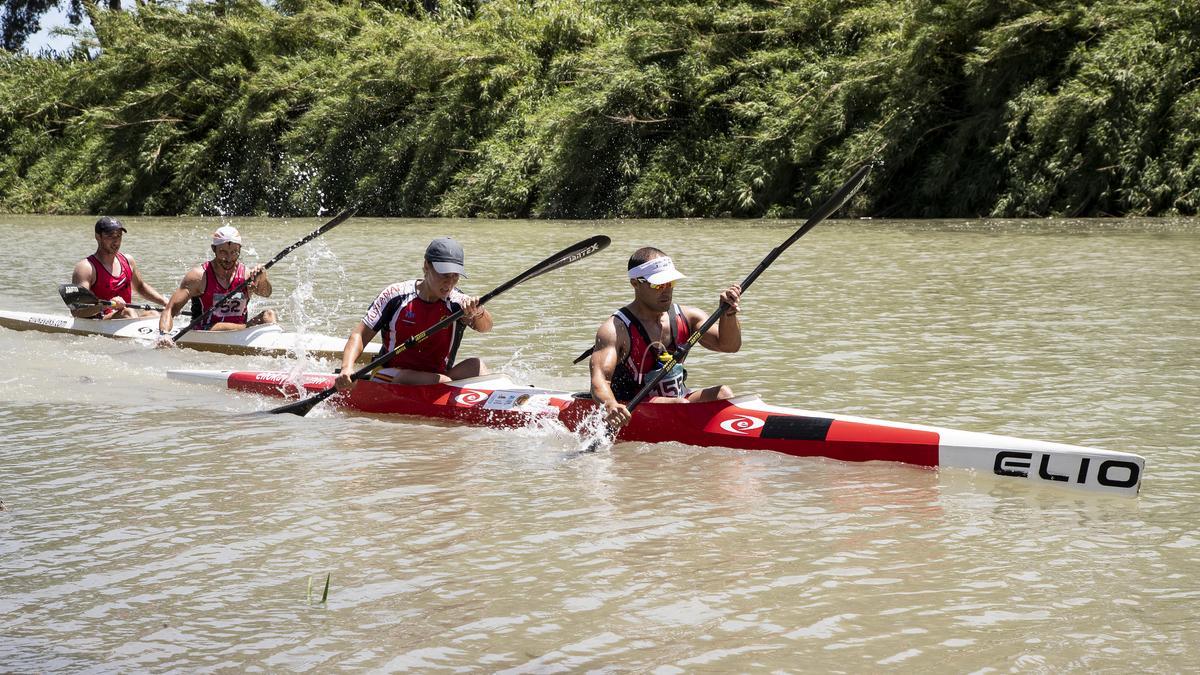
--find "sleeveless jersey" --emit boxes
[362,280,469,374]
[610,304,691,400]
[87,253,132,318]
[192,261,250,330]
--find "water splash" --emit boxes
[581,408,614,452]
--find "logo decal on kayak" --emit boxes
[719,414,765,435]
[993,450,1141,493]
[454,390,488,406]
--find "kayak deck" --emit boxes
[0,310,379,360]
[166,370,1145,497]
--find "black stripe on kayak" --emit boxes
[760,415,833,441]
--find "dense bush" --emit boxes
[1,0,1196,217]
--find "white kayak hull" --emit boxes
[0,309,379,361]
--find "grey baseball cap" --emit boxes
[94,216,127,234]
[425,236,467,277]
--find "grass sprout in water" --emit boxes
[307,573,331,605]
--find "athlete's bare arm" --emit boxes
[157,266,205,339]
[127,256,168,308]
[246,265,271,298]
[459,296,492,333]
[590,316,632,429]
[68,258,108,318]
[336,322,378,391]
[691,283,742,353]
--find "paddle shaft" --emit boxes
[171,207,356,341]
[80,298,162,312]
[265,234,612,417]
[619,163,874,417]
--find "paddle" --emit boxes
[262,234,613,417]
[169,207,356,341]
[585,163,874,451]
[60,283,168,313]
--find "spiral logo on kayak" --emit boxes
[720,414,765,435]
[454,390,489,406]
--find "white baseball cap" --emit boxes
[628,256,685,284]
[212,225,242,247]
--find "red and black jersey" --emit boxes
[610,303,690,400]
[362,280,469,374]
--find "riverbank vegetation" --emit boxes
[1,0,1197,218]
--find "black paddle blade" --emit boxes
[480,234,611,303]
[777,162,873,253]
[266,206,359,268]
[582,436,606,453]
[59,283,99,307]
[311,206,357,239]
[263,386,339,417]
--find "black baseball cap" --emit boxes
[95,216,127,234]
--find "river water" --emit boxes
[1,215,1197,671]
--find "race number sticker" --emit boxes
[483,390,557,412]
[213,291,248,319]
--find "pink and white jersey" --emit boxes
[362,280,469,374]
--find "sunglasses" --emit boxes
[637,278,675,290]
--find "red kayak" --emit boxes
[167,370,1144,497]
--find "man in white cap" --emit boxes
[335,236,491,390]
[156,225,275,343]
[589,246,742,430]
[70,216,168,319]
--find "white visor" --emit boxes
[212,225,242,247]
[628,256,685,284]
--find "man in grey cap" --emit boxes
[335,236,492,390]
[70,216,168,319]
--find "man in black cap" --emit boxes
[70,216,168,319]
[335,236,492,390]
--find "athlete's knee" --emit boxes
[698,385,734,401]
[260,309,277,324]
[451,358,487,378]
[463,357,488,376]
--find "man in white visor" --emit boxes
[589,246,742,430]
[157,225,275,345]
